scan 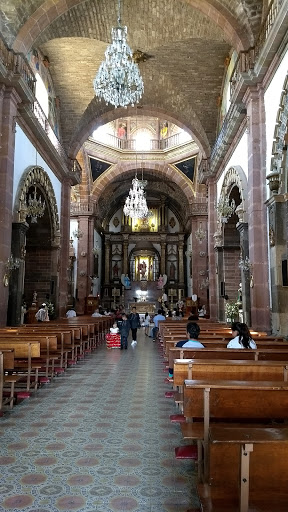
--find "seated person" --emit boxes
[227,322,257,349]
[66,309,76,318]
[91,308,102,317]
[198,305,206,317]
[168,322,204,377]
[110,322,119,334]
[152,309,166,341]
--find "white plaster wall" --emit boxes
[14,124,61,215]
[217,132,248,200]
[264,50,288,196]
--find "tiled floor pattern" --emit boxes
[0,329,200,512]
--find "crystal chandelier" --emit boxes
[72,227,84,239]
[123,177,149,219]
[239,256,252,272]
[26,186,46,223]
[93,0,144,108]
[217,195,236,223]
[6,254,20,273]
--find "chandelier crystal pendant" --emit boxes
[93,0,144,108]
[217,195,236,223]
[123,177,149,219]
[26,186,46,223]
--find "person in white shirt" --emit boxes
[91,308,102,317]
[168,322,204,377]
[152,309,166,341]
[227,322,257,349]
[144,312,151,336]
[35,303,49,322]
[66,309,76,318]
[110,322,119,334]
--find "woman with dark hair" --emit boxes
[227,322,257,349]
[168,322,204,377]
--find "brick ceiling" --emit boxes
[1,0,264,157]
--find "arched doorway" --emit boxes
[8,166,60,325]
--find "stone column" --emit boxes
[207,179,218,320]
[244,86,270,331]
[213,228,225,322]
[7,222,29,326]
[160,235,166,275]
[122,234,129,275]
[0,86,21,326]
[58,178,72,318]
[104,235,111,284]
[178,237,185,286]
[77,216,90,313]
[191,216,208,305]
[237,222,251,326]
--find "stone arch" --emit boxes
[91,160,194,205]
[220,165,248,223]
[14,165,60,246]
[70,104,209,159]
[12,0,247,55]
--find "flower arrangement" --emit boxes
[225,301,239,321]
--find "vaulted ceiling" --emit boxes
[1,1,265,156]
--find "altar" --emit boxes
[128,302,156,314]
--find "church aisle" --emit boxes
[0,327,200,512]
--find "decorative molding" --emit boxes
[15,165,60,246]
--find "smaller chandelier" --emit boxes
[217,195,236,223]
[6,254,20,273]
[93,0,144,108]
[239,256,252,272]
[123,177,149,219]
[195,223,206,243]
[26,187,46,223]
[72,228,84,240]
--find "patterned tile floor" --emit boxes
[0,328,200,512]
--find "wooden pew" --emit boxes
[0,332,60,378]
[168,346,288,372]
[182,380,288,510]
[0,340,41,391]
[165,338,288,362]
[173,359,288,387]
[20,326,79,363]
[0,348,22,410]
[200,425,288,512]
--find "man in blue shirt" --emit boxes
[152,309,166,341]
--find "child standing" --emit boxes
[144,312,151,336]
[106,322,120,349]
[119,313,130,350]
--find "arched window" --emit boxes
[134,129,153,151]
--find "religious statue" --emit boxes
[33,290,37,303]
[139,260,147,279]
[169,262,176,280]
[124,275,131,288]
[157,274,164,289]
[113,262,120,277]
[237,283,242,306]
